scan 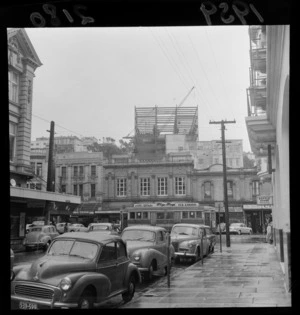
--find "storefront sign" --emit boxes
[243,204,272,209]
[133,202,199,207]
[257,195,273,205]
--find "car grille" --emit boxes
[15,284,54,300]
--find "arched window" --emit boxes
[204,181,212,200]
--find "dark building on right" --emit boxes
[245,25,290,291]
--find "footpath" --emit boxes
[122,236,292,309]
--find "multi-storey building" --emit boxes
[54,152,103,225]
[245,25,290,290]
[9,29,80,250]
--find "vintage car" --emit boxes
[170,223,215,263]
[121,225,175,281]
[11,232,141,309]
[56,222,72,234]
[23,225,59,251]
[68,223,88,232]
[87,223,119,235]
[26,221,45,234]
[229,223,252,235]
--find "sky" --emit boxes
[25,26,252,152]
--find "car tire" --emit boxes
[147,261,155,281]
[122,275,136,303]
[78,289,94,309]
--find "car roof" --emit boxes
[171,223,211,229]
[89,223,112,226]
[55,232,122,244]
[123,225,166,232]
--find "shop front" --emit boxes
[243,204,272,234]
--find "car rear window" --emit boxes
[30,227,42,232]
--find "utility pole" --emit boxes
[210,119,236,247]
[45,121,55,224]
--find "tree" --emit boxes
[119,139,134,154]
[87,142,122,159]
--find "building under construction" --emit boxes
[133,106,199,160]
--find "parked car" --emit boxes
[170,223,213,263]
[229,223,252,235]
[56,222,72,234]
[68,223,88,232]
[23,225,59,251]
[121,225,175,281]
[87,223,119,234]
[11,232,141,309]
[25,221,45,234]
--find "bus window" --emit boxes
[196,211,202,218]
[166,212,174,219]
[189,211,195,218]
[129,212,135,219]
[182,211,188,219]
[136,212,142,219]
[157,212,164,219]
[142,212,148,219]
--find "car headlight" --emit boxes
[60,277,72,291]
[11,270,15,281]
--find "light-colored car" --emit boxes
[121,225,175,281]
[171,223,213,263]
[229,223,252,235]
[68,223,88,232]
[56,222,72,234]
[25,221,45,234]
[87,223,120,234]
[23,225,59,251]
[11,233,141,309]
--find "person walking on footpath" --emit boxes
[266,221,273,244]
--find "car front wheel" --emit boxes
[122,275,135,303]
[78,289,94,309]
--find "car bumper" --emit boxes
[174,251,195,258]
[24,242,45,248]
[11,295,78,309]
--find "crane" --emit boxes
[176,86,195,108]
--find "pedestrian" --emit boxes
[266,222,273,244]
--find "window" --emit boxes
[166,212,174,220]
[99,242,116,261]
[9,122,17,162]
[136,212,142,219]
[142,212,148,219]
[157,231,164,242]
[252,180,260,197]
[204,182,212,199]
[61,185,66,193]
[157,177,168,196]
[116,241,126,258]
[157,212,164,219]
[129,212,135,219]
[79,184,83,197]
[36,163,42,176]
[175,177,186,195]
[196,211,202,218]
[91,184,96,198]
[73,166,78,177]
[182,211,188,219]
[236,159,240,167]
[79,166,84,175]
[227,181,233,198]
[9,71,19,103]
[140,177,150,196]
[117,178,127,197]
[73,185,78,195]
[61,166,66,178]
[189,211,195,218]
[91,165,96,176]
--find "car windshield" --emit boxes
[231,224,241,226]
[171,226,198,236]
[122,230,155,242]
[48,240,98,259]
